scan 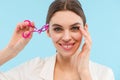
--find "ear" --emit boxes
[46,29,51,37]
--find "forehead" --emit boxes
[49,10,83,26]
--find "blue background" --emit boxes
[0,0,120,80]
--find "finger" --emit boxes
[82,24,90,37]
[84,24,88,31]
[24,20,32,27]
[16,26,20,32]
[81,42,89,53]
[78,43,90,60]
[23,22,29,30]
[83,37,92,53]
[17,22,29,32]
[19,22,25,30]
[16,23,23,32]
[84,25,92,43]
[21,22,31,30]
[29,27,34,38]
[30,21,35,27]
[79,27,92,57]
[24,21,35,29]
[80,27,92,46]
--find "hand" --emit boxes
[7,21,34,56]
[0,21,34,65]
[75,24,92,80]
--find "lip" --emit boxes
[59,43,75,51]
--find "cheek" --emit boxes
[50,31,62,43]
[72,32,82,42]
[51,35,59,43]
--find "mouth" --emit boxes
[59,43,75,51]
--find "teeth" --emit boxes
[62,45,73,49]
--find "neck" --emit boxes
[56,50,80,71]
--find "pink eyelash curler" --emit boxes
[22,20,49,38]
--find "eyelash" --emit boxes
[53,27,63,32]
[53,26,80,33]
[71,26,80,31]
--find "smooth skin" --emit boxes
[0,21,34,65]
[47,10,92,80]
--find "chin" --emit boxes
[57,47,79,58]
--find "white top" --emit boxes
[0,55,114,80]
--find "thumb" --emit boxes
[23,30,33,39]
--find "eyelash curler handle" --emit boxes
[22,31,32,38]
[22,20,49,38]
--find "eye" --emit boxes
[53,27,63,33]
[71,26,80,32]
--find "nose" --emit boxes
[62,30,71,42]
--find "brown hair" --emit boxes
[46,0,86,26]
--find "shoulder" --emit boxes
[3,56,56,80]
[90,61,113,72]
[90,61,115,80]
[20,56,53,69]
[5,56,53,73]
[28,55,55,65]
[19,55,55,70]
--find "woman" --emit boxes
[0,0,114,80]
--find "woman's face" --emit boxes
[47,10,84,57]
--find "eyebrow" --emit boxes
[51,22,82,27]
[70,22,82,27]
[51,24,62,27]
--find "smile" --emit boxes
[59,43,75,51]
